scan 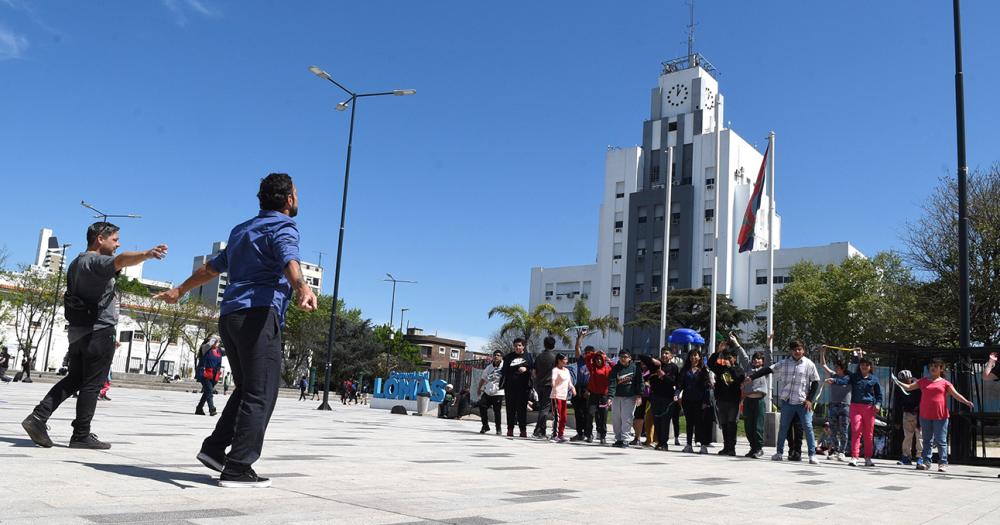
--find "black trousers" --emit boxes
[298,388,307,400]
[787,412,803,456]
[533,385,552,436]
[505,389,529,433]
[682,398,714,446]
[478,394,503,430]
[716,399,740,452]
[588,394,609,439]
[651,397,673,443]
[197,379,217,411]
[203,308,282,471]
[571,393,591,437]
[33,326,115,438]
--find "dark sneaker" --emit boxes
[197,450,225,473]
[599,437,607,445]
[744,449,758,458]
[570,434,584,442]
[507,428,514,437]
[519,431,528,438]
[209,408,217,417]
[69,434,111,450]
[195,408,206,415]
[22,415,53,448]
[480,427,488,434]
[219,468,271,488]
[584,436,593,443]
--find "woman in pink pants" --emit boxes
[827,356,882,467]
[550,354,576,443]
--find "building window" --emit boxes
[615,181,625,199]
[612,287,621,296]
[653,237,664,254]
[774,275,793,284]
[654,204,665,222]
[671,212,680,225]
[614,220,624,229]
[705,209,714,221]
[613,242,622,260]
[610,307,620,318]
[669,248,679,258]
[703,274,712,287]
[652,274,662,287]
[706,178,715,188]
[636,238,646,257]
[637,206,648,224]
[704,234,714,252]
[650,164,660,183]
[450,349,460,359]
[421,346,432,357]
[439,347,446,355]
[756,270,767,285]
[668,121,678,132]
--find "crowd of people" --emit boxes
[473,330,988,474]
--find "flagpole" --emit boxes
[767,131,775,355]
[766,131,776,415]
[708,100,722,353]
[659,146,674,350]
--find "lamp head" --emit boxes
[393,89,416,96]
[308,66,331,80]
[335,101,350,111]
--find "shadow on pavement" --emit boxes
[69,462,217,488]
[0,436,60,448]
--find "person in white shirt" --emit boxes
[478,350,505,435]
[550,353,577,443]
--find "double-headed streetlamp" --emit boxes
[309,65,415,411]
[385,273,416,329]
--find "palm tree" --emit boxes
[559,299,621,345]
[487,303,567,353]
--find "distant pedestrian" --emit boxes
[22,221,167,449]
[438,384,455,418]
[21,355,33,382]
[897,358,975,473]
[0,346,12,384]
[223,372,232,396]
[531,336,557,440]
[478,350,505,435]
[501,338,533,438]
[195,339,224,416]
[156,172,317,488]
[550,353,576,443]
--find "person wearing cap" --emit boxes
[478,350,505,435]
[816,421,835,457]
[438,384,455,418]
[896,369,921,465]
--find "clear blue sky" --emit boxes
[1,1,997,351]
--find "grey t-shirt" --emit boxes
[66,252,119,343]
[828,378,852,404]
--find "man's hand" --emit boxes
[825,378,835,384]
[297,286,318,311]
[804,400,813,412]
[517,366,527,374]
[728,332,739,347]
[146,245,169,260]
[989,352,998,363]
[154,288,183,304]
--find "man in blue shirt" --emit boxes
[157,173,317,488]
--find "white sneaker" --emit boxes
[699,445,708,455]
[808,455,819,465]
[938,464,947,473]
[836,452,844,462]
[864,458,875,467]
[771,453,783,461]
[848,458,858,467]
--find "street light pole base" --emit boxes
[316,402,333,411]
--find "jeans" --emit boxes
[776,401,816,456]
[197,379,217,411]
[716,399,740,452]
[920,418,949,465]
[571,392,591,437]
[478,393,503,430]
[849,403,876,459]
[505,389,529,433]
[828,403,850,453]
[32,326,116,438]
[588,394,609,439]
[743,396,766,452]
[533,385,552,436]
[902,412,922,459]
[202,308,282,472]
[611,396,636,443]
[682,398,713,446]
[553,398,569,438]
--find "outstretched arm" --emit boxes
[154,263,218,304]
[115,245,168,271]
[575,329,587,359]
[946,384,975,408]
[984,352,998,381]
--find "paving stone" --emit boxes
[781,500,832,510]
[82,508,244,523]
[670,492,727,501]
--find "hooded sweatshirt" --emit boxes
[585,352,612,395]
[640,355,679,401]
[501,351,533,395]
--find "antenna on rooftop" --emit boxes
[687,0,697,66]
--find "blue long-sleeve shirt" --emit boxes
[209,210,301,326]
[832,372,883,406]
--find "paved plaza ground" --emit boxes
[2,382,1000,524]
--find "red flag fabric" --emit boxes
[736,144,770,253]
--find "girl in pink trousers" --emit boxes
[551,353,577,443]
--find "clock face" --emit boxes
[666,83,689,107]
[702,87,716,110]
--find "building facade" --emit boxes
[529,51,861,355]
[403,328,467,369]
[192,241,323,307]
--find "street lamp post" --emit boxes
[43,242,71,372]
[309,65,415,411]
[399,308,409,333]
[384,273,416,329]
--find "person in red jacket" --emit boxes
[585,350,613,445]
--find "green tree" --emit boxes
[177,300,219,378]
[558,299,621,345]
[127,293,195,374]
[372,324,423,377]
[3,265,63,369]
[904,164,1000,346]
[115,275,151,297]
[487,303,569,353]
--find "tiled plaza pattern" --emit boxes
[2,383,999,524]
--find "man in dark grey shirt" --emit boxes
[22,222,166,449]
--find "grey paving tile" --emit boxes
[790,469,823,476]
[488,466,538,471]
[670,492,727,501]
[797,479,830,485]
[500,494,579,503]
[509,488,578,496]
[411,459,462,464]
[878,485,910,491]
[267,472,310,478]
[0,453,30,457]
[272,454,336,460]
[446,517,505,525]
[472,453,514,458]
[83,508,244,523]
[573,457,604,460]
[781,500,832,510]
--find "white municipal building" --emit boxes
[529,50,861,355]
